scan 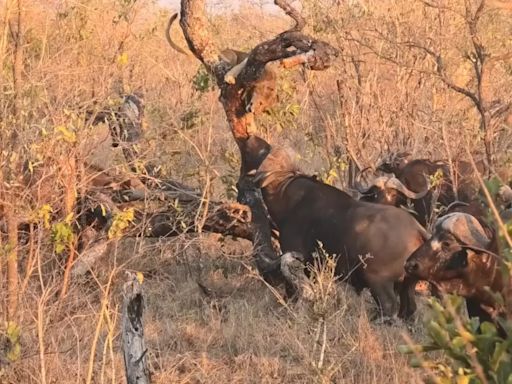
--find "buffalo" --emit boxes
[241,135,428,320]
[358,157,485,226]
[404,212,506,328]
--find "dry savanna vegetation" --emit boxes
[0,0,511,383]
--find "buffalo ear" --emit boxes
[445,249,468,270]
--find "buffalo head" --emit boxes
[376,151,412,175]
[239,135,272,174]
[357,175,430,206]
[404,212,492,281]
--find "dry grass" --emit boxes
[3,235,428,383]
[0,0,511,382]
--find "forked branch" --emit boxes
[173,0,339,287]
[177,0,339,143]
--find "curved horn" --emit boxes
[385,176,430,199]
[165,14,193,56]
[460,244,501,260]
[445,201,470,211]
[437,212,491,248]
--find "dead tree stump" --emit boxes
[122,272,150,384]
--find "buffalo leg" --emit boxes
[398,276,418,320]
[280,251,314,301]
[279,225,314,300]
[367,279,398,319]
[465,298,506,336]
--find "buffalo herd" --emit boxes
[239,135,512,330]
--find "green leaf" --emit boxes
[4,321,21,362]
[6,322,20,342]
[455,374,471,384]
[54,125,76,143]
[427,321,450,347]
[286,103,301,117]
[108,208,135,239]
[117,52,129,66]
[51,221,74,254]
[452,336,467,349]
[484,177,501,197]
[480,321,498,336]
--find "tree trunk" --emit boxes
[482,113,493,177]
[174,0,338,290]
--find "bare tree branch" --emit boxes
[402,40,482,111]
[173,0,338,287]
[419,0,465,17]
[274,0,305,32]
[178,0,338,144]
[179,0,224,79]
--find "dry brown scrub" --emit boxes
[0,0,511,382]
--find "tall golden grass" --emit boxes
[0,0,510,382]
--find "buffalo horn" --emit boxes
[385,176,430,199]
[460,244,501,260]
[358,175,430,200]
[437,212,491,248]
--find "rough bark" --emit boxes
[122,272,150,384]
[175,0,339,286]
[179,0,338,147]
[236,176,282,283]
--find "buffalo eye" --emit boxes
[441,240,452,250]
[445,249,468,270]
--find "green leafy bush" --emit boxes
[400,295,512,384]
[192,66,214,93]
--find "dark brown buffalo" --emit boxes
[404,212,507,330]
[359,158,485,226]
[241,135,428,319]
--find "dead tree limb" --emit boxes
[122,272,150,384]
[81,92,255,242]
[174,0,338,284]
[179,0,338,146]
[237,176,282,284]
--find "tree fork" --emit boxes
[176,0,338,283]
